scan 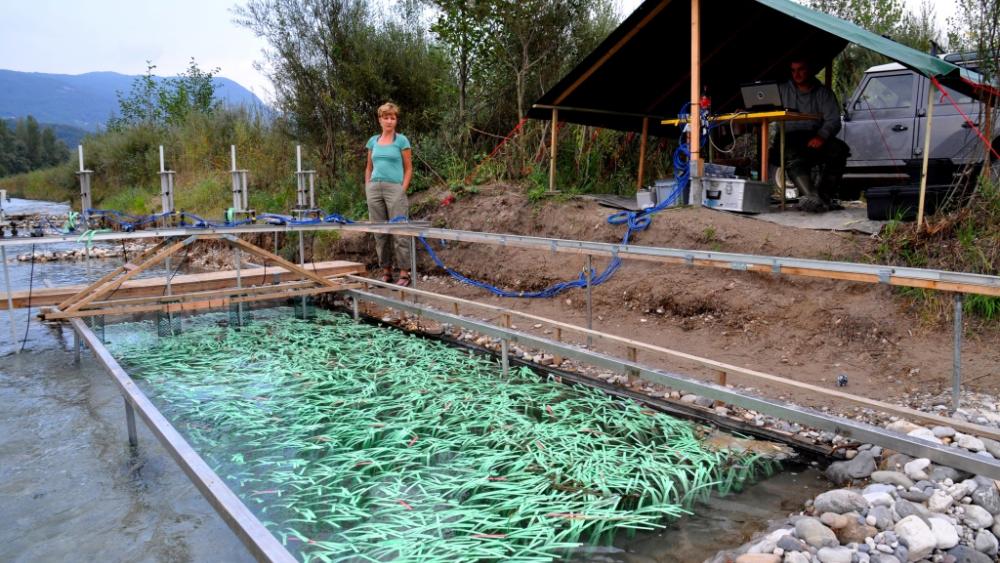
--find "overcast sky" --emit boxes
[0,0,961,105]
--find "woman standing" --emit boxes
[364,102,413,286]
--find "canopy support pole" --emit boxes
[637,117,649,191]
[917,80,935,230]
[549,109,558,192]
[983,95,994,181]
[689,0,702,204]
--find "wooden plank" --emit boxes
[1,261,364,309]
[353,275,1000,442]
[46,283,359,320]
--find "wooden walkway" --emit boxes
[2,260,364,309]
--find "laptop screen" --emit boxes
[740,82,783,110]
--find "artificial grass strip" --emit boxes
[110,311,774,562]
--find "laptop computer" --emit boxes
[740,82,784,111]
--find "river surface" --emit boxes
[0,198,830,562]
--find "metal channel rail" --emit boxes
[69,318,296,563]
[349,288,1000,480]
[4,223,998,296]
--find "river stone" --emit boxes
[975,529,998,556]
[869,556,901,563]
[929,490,956,512]
[955,432,986,452]
[795,517,839,548]
[820,512,851,529]
[894,515,935,560]
[814,489,870,515]
[864,492,895,507]
[835,519,877,544]
[817,546,854,563]
[898,489,930,503]
[871,471,914,489]
[907,427,941,444]
[734,554,780,563]
[869,505,895,530]
[963,504,994,529]
[904,458,931,481]
[933,426,957,438]
[893,499,931,524]
[826,451,878,484]
[886,420,921,435]
[930,465,972,483]
[776,535,808,552]
[782,552,810,563]
[864,484,897,496]
[981,438,1000,459]
[946,545,994,563]
[929,516,960,549]
[971,479,1000,514]
[879,453,913,471]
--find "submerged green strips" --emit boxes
[110,311,773,562]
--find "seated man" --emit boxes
[772,59,850,212]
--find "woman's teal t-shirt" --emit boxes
[366,133,411,184]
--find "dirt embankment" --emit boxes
[325,184,1000,410]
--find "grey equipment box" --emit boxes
[701,177,771,214]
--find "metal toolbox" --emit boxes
[701,177,771,214]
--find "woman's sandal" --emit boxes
[380,271,393,283]
[396,272,411,287]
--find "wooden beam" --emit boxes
[637,117,649,191]
[227,237,339,289]
[689,0,702,184]
[1,261,364,309]
[549,108,559,192]
[352,275,1000,442]
[45,283,359,320]
[553,0,672,105]
[62,239,188,313]
[55,238,174,310]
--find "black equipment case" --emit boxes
[865,184,962,221]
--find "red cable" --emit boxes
[931,76,1000,161]
[464,117,529,184]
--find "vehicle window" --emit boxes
[857,74,914,109]
[933,84,974,105]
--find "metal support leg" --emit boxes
[235,248,243,326]
[74,330,81,365]
[124,398,138,448]
[953,293,963,411]
[501,338,509,376]
[586,255,593,348]
[1,246,16,351]
[410,236,417,289]
[351,296,359,321]
[298,232,306,315]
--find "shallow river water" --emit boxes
[0,199,830,562]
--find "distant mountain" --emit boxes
[0,69,265,131]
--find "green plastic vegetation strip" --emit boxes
[109,311,776,562]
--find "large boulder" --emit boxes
[795,517,838,548]
[894,515,935,561]
[813,489,870,515]
[825,451,877,484]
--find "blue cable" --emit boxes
[414,104,708,299]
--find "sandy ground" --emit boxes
[326,185,1000,414]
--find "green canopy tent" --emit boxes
[528,0,993,225]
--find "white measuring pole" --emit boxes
[77,145,93,220]
[296,145,302,173]
[78,145,84,172]
[231,144,237,172]
[159,145,165,173]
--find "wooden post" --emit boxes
[637,117,649,191]
[917,80,936,231]
[549,108,558,192]
[554,327,563,366]
[983,95,994,181]
[689,0,702,197]
[714,370,727,406]
[626,346,638,383]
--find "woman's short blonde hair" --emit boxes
[377,102,400,118]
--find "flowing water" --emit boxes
[0,198,830,562]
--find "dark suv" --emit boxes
[838,57,994,195]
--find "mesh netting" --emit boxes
[109,310,774,562]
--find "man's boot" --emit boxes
[789,171,825,213]
[817,169,844,210]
